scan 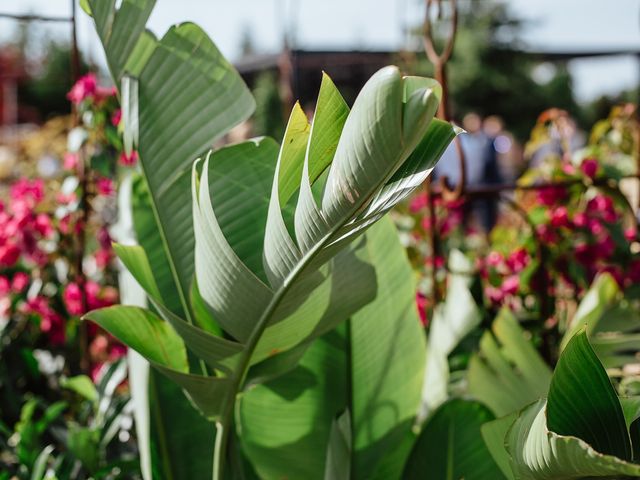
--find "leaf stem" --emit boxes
[213,420,227,480]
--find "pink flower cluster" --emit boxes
[0,179,53,268]
[67,73,117,105]
[63,281,118,316]
[410,193,466,238]
[481,248,531,305]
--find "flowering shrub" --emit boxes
[405,105,639,327]
[483,106,639,321]
[0,73,129,387]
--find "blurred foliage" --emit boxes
[251,71,286,141]
[4,22,88,122]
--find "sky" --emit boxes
[1,0,639,102]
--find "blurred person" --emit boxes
[528,109,586,167]
[483,115,522,183]
[434,112,502,232]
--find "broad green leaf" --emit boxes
[131,173,184,317]
[90,4,457,474]
[324,412,352,480]
[506,399,640,480]
[89,0,256,321]
[468,309,552,416]
[88,0,155,82]
[61,375,98,403]
[561,273,640,369]
[481,413,518,480]
[239,219,427,480]
[113,244,161,299]
[238,327,347,480]
[113,242,243,373]
[560,273,619,351]
[493,332,640,480]
[85,306,187,372]
[349,220,426,480]
[135,22,255,316]
[118,175,215,480]
[403,399,506,479]
[148,368,215,480]
[84,306,232,419]
[548,330,632,461]
[67,426,100,472]
[320,67,439,227]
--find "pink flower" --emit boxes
[0,276,10,295]
[11,272,29,293]
[67,73,98,105]
[587,195,615,222]
[63,152,79,170]
[56,192,77,206]
[628,260,640,283]
[94,249,112,269]
[573,212,588,228]
[34,214,54,237]
[580,157,599,179]
[119,150,138,167]
[11,179,44,204]
[536,224,556,244]
[561,163,576,175]
[0,243,20,267]
[95,86,117,101]
[537,186,565,206]
[486,251,503,268]
[596,235,615,258]
[63,282,84,316]
[89,335,109,357]
[550,206,569,228]
[108,343,127,360]
[501,275,520,295]
[625,228,637,242]
[506,248,529,273]
[416,292,428,326]
[58,214,73,235]
[485,286,504,304]
[111,109,122,127]
[23,296,65,345]
[588,218,604,237]
[96,177,114,196]
[440,210,463,236]
[409,192,427,213]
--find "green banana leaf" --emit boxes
[467,308,552,417]
[403,399,506,479]
[483,331,640,479]
[561,273,640,369]
[88,0,255,320]
[85,1,457,476]
[237,219,426,480]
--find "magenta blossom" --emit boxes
[506,248,530,273]
[580,157,599,179]
[63,152,79,170]
[119,150,138,167]
[550,206,570,228]
[501,275,520,295]
[67,73,98,105]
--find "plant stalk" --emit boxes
[213,420,227,480]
